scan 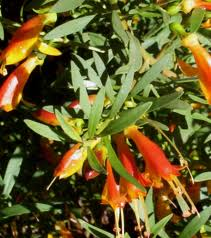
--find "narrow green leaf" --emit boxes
[3,148,23,197]
[192,112,211,123]
[71,60,84,92]
[50,0,85,13]
[0,22,4,40]
[188,94,207,104]
[179,207,211,238]
[24,119,63,141]
[80,87,91,117]
[149,91,183,112]
[131,54,171,96]
[44,15,95,40]
[104,137,145,193]
[0,205,31,219]
[0,203,53,219]
[151,214,173,238]
[93,52,106,77]
[101,102,152,136]
[87,147,106,174]
[190,8,205,33]
[109,67,134,118]
[105,76,115,102]
[116,34,142,74]
[205,134,211,143]
[194,172,211,182]
[88,87,105,138]
[79,219,114,238]
[112,10,129,46]
[55,109,82,142]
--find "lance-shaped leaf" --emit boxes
[101,102,152,136]
[55,109,82,142]
[44,15,95,40]
[88,87,105,138]
[24,119,64,141]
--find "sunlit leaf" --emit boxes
[44,15,95,39]
[101,102,152,136]
[194,172,211,182]
[79,219,114,238]
[3,147,23,197]
[179,207,211,238]
[88,87,105,138]
[50,0,85,13]
[55,109,82,142]
[24,119,63,141]
[190,8,205,33]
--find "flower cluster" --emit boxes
[43,122,197,237]
[0,13,61,111]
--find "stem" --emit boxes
[120,207,125,238]
[114,208,121,238]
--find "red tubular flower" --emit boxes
[113,133,149,201]
[32,109,59,126]
[124,125,198,216]
[102,160,126,237]
[102,160,126,210]
[54,143,83,179]
[182,0,211,13]
[181,33,211,104]
[113,133,151,236]
[40,138,60,165]
[54,139,100,180]
[0,55,43,112]
[0,13,57,74]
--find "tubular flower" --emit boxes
[113,133,149,200]
[32,109,59,126]
[0,13,59,75]
[124,125,198,217]
[181,0,211,13]
[181,33,211,104]
[102,160,126,238]
[113,133,151,236]
[0,55,43,112]
[54,139,100,180]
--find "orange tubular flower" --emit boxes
[0,55,43,112]
[0,13,57,75]
[113,133,149,200]
[181,33,211,104]
[124,125,198,217]
[182,0,211,13]
[113,133,151,236]
[32,109,59,126]
[102,160,126,237]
